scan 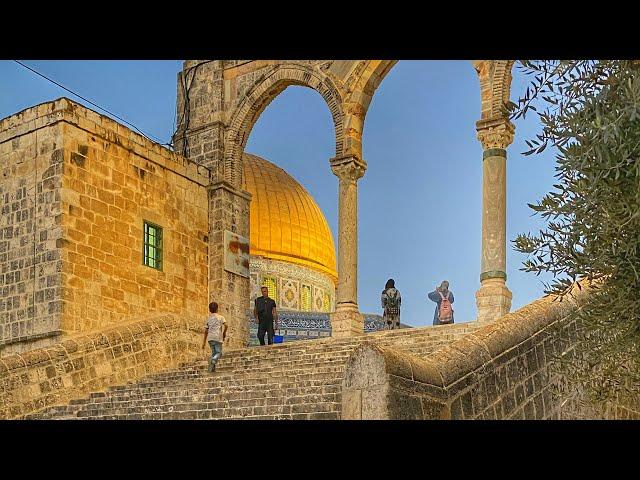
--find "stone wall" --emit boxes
[438,294,581,420]
[1,98,211,356]
[342,343,450,420]
[0,104,65,355]
[57,101,210,332]
[208,182,251,348]
[342,284,640,420]
[0,312,201,419]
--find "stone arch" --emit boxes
[342,60,485,158]
[356,60,398,97]
[224,65,346,187]
[489,60,516,119]
[348,60,515,123]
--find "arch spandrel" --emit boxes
[178,59,516,184]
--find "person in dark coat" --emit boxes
[254,286,278,345]
[428,280,454,325]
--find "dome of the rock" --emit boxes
[242,153,337,283]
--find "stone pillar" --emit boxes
[208,180,252,349]
[475,119,514,323]
[329,154,366,337]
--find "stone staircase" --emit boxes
[25,322,480,420]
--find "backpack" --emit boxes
[385,289,400,316]
[438,290,453,323]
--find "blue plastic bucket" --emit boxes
[273,334,284,344]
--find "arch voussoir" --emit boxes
[223,65,346,188]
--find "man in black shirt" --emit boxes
[254,286,278,345]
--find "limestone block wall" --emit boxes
[432,285,639,420]
[343,284,640,420]
[0,105,65,355]
[0,312,201,419]
[342,343,450,420]
[208,182,251,348]
[438,298,581,420]
[56,102,210,332]
[1,98,211,356]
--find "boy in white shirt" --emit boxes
[202,302,228,373]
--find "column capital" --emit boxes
[330,154,367,182]
[476,118,515,150]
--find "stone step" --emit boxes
[97,377,342,397]
[73,393,341,415]
[207,324,477,360]
[72,384,342,410]
[32,387,341,419]
[73,401,342,420]
[148,357,352,379]
[55,375,345,415]
[66,408,341,420]
[109,368,345,393]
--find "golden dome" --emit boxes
[242,153,337,283]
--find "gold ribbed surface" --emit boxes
[242,153,337,283]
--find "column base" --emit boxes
[330,303,364,338]
[475,278,512,323]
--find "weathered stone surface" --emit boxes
[0,312,201,419]
[0,117,64,354]
[1,98,209,357]
[4,320,478,419]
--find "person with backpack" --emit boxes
[381,278,402,330]
[428,280,455,325]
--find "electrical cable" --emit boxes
[13,60,173,148]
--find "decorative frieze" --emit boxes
[249,257,335,313]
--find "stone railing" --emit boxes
[342,283,635,419]
[0,313,201,419]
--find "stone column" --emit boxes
[475,119,514,323]
[329,154,366,337]
[208,180,252,349]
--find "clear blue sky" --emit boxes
[0,60,556,327]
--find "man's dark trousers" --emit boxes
[257,319,274,345]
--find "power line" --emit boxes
[13,60,173,148]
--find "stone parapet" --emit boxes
[342,283,609,419]
[0,312,201,419]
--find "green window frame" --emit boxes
[143,221,163,270]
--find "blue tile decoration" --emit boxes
[246,310,408,346]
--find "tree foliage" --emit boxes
[510,60,640,410]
